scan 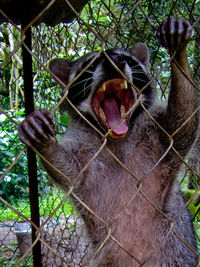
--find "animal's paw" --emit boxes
[18,109,56,147]
[157,18,192,54]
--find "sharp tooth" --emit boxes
[97,86,102,93]
[102,82,106,91]
[98,82,106,93]
[99,107,106,122]
[120,80,128,90]
[120,105,126,116]
[123,80,128,89]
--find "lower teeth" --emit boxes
[120,105,126,116]
[99,107,106,122]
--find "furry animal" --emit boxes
[18,18,199,266]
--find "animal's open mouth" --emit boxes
[91,78,135,139]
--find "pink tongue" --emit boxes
[103,97,128,135]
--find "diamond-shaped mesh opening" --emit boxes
[0,0,200,266]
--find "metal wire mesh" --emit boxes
[0,0,200,266]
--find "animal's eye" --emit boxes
[122,55,140,69]
[122,56,132,66]
[118,55,127,66]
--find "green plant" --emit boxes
[0,108,67,205]
[0,109,30,204]
[0,189,75,221]
[0,245,33,267]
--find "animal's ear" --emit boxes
[49,58,70,85]
[129,43,149,68]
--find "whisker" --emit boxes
[132,76,148,82]
[71,83,93,100]
[131,68,145,74]
[71,67,94,74]
[130,63,142,69]
[69,77,93,89]
[131,68,145,72]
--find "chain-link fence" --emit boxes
[0,0,200,266]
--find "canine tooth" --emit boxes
[120,105,126,116]
[102,82,106,91]
[97,83,106,93]
[97,87,102,93]
[99,108,106,122]
[120,80,128,90]
[120,81,124,90]
[123,80,128,89]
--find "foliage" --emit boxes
[0,111,46,205]
[0,245,33,267]
[0,109,29,204]
[39,188,76,219]
[0,189,75,221]
[0,101,69,204]
[0,24,23,109]
[0,188,76,266]
[184,189,200,221]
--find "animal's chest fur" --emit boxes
[79,139,170,264]
[109,154,168,263]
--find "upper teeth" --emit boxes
[102,83,106,91]
[98,83,106,92]
[97,79,128,93]
[124,80,128,89]
[121,80,128,89]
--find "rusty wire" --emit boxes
[0,0,200,266]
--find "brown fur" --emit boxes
[18,18,199,266]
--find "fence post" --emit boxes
[21,25,42,266]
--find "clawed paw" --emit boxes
[157,18,192,54]
[18,109,56,147]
